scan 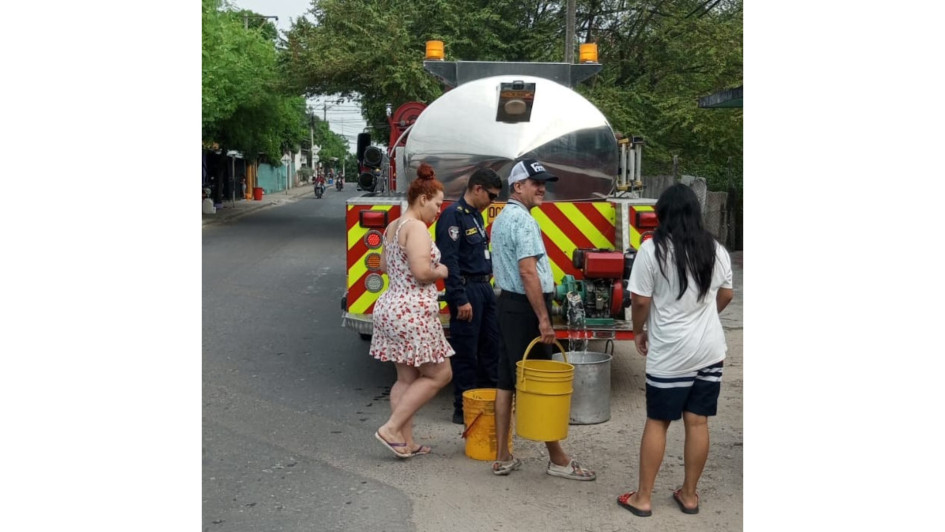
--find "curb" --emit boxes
[202,186,316,226]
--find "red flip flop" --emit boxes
[617,492,652,517]
[673,489,700,514]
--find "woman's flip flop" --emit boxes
[375,431,411,458]
[409,445,432,457]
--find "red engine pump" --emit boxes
[555,248,637,324]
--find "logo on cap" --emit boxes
[508,158,559,185]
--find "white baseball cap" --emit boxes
[507,159,559,186]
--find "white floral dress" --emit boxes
[369,219,455,366]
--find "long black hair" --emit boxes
[652,183,717,301]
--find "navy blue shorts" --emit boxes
[645,361,724,421]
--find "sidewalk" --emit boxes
[201,182,319,226]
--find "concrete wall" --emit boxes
[641,175,731,247]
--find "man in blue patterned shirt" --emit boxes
[488,159,596,481]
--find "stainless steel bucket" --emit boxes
[552,351,612,424]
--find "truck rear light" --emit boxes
[364,230,383,249]
[364,252,382,271]
[636,211,658,230]
[360,210,388,228]
[365,273,384,293]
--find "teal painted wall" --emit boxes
[257,163,288,194]
[257,159,298,194]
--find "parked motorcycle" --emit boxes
[314,182,325,199]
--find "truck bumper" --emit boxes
[341,311,374,336]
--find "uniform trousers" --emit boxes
[447,281,500,412]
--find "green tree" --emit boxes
[202,0,308,163]
[583,0,743,187]
[282,1,572,139]
[282,0,741,189]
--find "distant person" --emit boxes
[434,167,503,424]
[617,183,733,517]
[202,187,216,214]
[489,159,596,481]
[370,163,453,458]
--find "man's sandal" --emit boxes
[491,457,522,476]
[546,459,596,481]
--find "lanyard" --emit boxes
[506,199,528,212]
[462,197,487,240]
[470,210,486,239]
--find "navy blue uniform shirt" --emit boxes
[435,196,492,308]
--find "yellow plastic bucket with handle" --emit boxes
[515,338,574,442]
[461,388,513,461]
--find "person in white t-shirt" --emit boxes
[617,183,734,518]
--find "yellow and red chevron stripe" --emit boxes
[345,198,655,320]
[346,203,400,314]
[532,201,616,283]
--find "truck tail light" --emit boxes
[636,211,658,230]
[364,252,382,271]
[364,230,383,249]
[365,273,385,293]
[360,210,388,228]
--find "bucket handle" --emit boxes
[461,412,483,439]
[522,337,569,364]
[520,338,569,393]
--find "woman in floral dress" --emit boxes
[371,163,454,458]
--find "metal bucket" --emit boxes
[552,351,612,424]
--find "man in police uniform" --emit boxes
[435,167,504,424]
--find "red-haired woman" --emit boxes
[371,163,454,458]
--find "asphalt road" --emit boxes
[203,187,416,531]
[202,186,744,532]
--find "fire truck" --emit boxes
[341,42,656,344]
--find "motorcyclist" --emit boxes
[315,174,326,198]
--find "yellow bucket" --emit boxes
[515,338,573,442]
[461,388,512,461]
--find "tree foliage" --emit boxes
[202,0,308,163]
[584,0,743,188]
[309,115,351,169]
[282,0,741,189]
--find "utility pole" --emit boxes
[565,0,576,63]
[309,111,315,168]
[317,97,345,127]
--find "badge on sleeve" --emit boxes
[448,226,460,241]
